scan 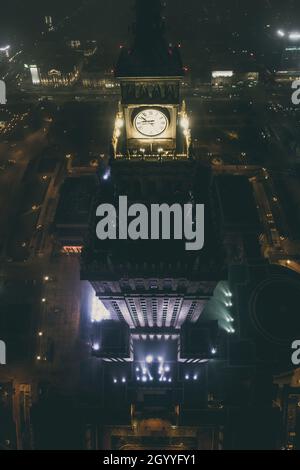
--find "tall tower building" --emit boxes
[113,0,190,158]
[82,0,223,353]
[81,0,224,448]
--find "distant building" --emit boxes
[81,54,118,89]
[27,44,83,88]
[211,70,259,88]
[54,176,97,253]
[45,16,54,33]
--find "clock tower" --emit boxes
[113,0,191,158]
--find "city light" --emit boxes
[146,355,154,364]
[113,379,118,384]
[91,296,110,323]
[211,348,217,355]
[102,169,111,181]
[212,70,233,78]
[122,377,126,383]
[92,343,100,351]
[277,30,285,37]
[185,374,190,380]
[289,32,300,41]
[30,65,40,85]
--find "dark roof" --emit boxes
[116,0,183,78]
[214,175,260,231]
[55,176,97,227]
[116,45,183,78]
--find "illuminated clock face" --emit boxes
[134,109,168,137]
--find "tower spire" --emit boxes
[134,0,165,46]
[116,0,182,78]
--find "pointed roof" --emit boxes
[116,0,183,78]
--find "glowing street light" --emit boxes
[211,348,217,355]
[277,30,285,38]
